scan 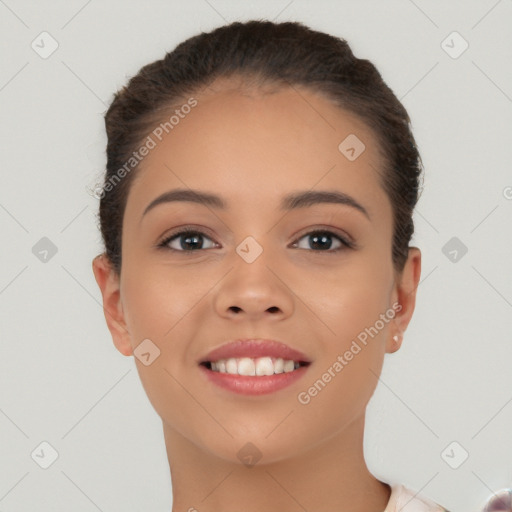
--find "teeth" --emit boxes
[238,357,256,376]
[255,356,274,376]
[209,357,303,375]
[225,358,238,374]
[283,359,295,373]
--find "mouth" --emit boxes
[197,339,312,395]
[200,357,311,375]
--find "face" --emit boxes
[93,78,421,465]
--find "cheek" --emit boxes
[309,274,391,404]
[294,353,381,445]
[310,264,392,341]
[120,262,199,341]
[296,297,390,432]
[290,276,390,417]
[119,263,205,395]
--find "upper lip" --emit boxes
[198,339,312,364]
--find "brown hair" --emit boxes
[96,19,423,277]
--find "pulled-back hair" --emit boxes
[96,19,423,277]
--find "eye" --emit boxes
[291,229,353,253]
[156,227,354,254]
[158,228,217,252]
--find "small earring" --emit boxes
[392,333,402,344]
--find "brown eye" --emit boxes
[159,230,217,251]
[292,230,353,252]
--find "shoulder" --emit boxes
[384,483,450,512]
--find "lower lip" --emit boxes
[198,364,310,395]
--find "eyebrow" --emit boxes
[141,188,370,220]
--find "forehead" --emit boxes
[124,79,391,223]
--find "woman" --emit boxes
[92,19,449,511]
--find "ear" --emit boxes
[92,254,133,356]
[386,247,422,354]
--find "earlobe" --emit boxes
[386,332,403,354]
[92,254,133,357]
[387,247,422,354]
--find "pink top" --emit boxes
[384,483,448,512]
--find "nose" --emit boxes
[213,250,294,322]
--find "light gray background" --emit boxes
[1,1,511,511]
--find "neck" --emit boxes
[164,414,391,512]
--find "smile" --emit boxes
[201,356,310,376]
[198,357,311,396]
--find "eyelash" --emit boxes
[156,225,355,254]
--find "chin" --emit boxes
[198,430,310,467]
